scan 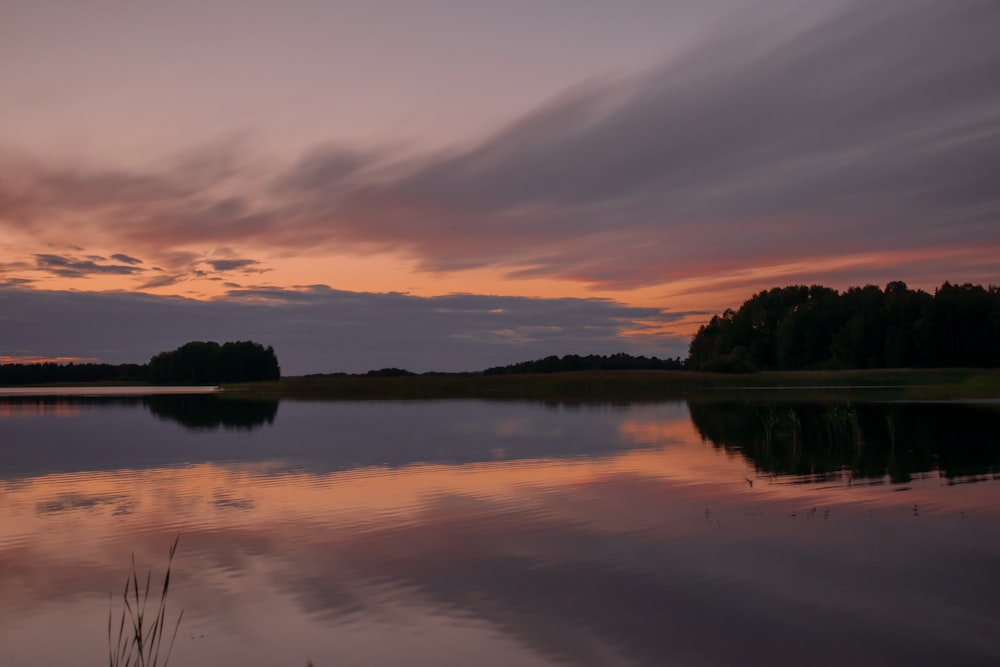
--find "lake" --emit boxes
[1,391,999,666]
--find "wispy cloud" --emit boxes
[33,253,145,278]
[1,0,997,297]
[206,258,263,272]
[110,253,143,265]
[0,276,35,288]
[137,273,186,290]
[257,0,999,286]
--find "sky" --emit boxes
[2,0,999,374]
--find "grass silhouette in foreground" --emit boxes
[109,536,183,667]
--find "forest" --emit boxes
[688,281,1000,371]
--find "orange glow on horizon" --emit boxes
[4,238,998,349]
[0,355,100,364]
[0,401,82,417]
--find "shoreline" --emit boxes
[224,368,1000,402]
[3,369,1000,402]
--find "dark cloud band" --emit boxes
[0,286,689,374]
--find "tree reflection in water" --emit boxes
[143,395,279,431]
[687,400,1000,484]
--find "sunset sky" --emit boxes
[2,0,998,373]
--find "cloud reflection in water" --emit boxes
[1,399,998,666]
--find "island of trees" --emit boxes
[147,341,281,384]
[0,340,280,386]
[689,281,1000,371]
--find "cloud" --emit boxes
[206,258,262,272]
[0,260,35,288]
[1,0,997,295]
[33,253,145,278]
[0,277,34,288]
[265,0,1000,286]
[0,285,690,374]
[110,253,143,265]
[137,273,185,289]
[275,145,376,192]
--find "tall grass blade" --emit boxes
[108,537,183,667]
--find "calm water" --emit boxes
[1,393,999,666]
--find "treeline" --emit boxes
[689,281,1000,372]
[1,340,280,386]
[0,362,147,386]
[483,353,686,375]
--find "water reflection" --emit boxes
[144,394,279,430]
[1,397,999,666]
[688,400,1000,484]
[0,394,277,431]
[0,397,660,478]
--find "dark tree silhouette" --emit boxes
[0,362,148,386]
[365,368,417,377]
[688,281,1000,371]
[146,341,280,384]
[483,353,685,375]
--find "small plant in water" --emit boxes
[109,536,184,667]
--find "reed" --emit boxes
[108,536,184,667]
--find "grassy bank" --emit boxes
[223,368,1000,402]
